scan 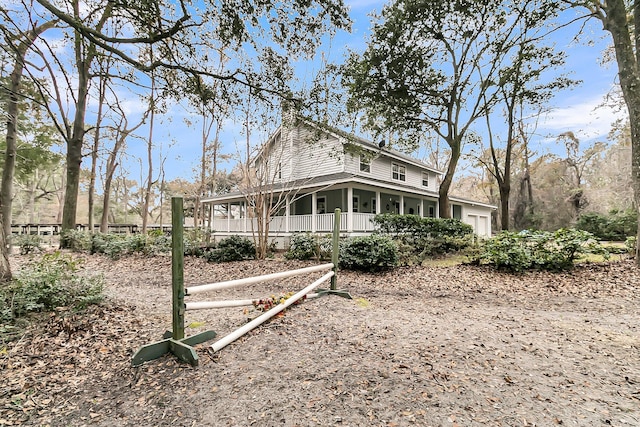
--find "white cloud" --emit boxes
[345,0,386,10]
[541,93,626,141]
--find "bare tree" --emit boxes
[0,13,56,275]
[99,100,148,233]
[557,131,606,220]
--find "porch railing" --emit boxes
[211,213,376,234]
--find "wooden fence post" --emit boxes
[172,197,185,340]
[131,197,216,367]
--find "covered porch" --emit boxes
[203,184,439,235]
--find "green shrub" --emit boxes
[340,234,398,272]
[184,227,213,257]
[148,231,171,255]
[0,252,104,322]
[91,233,128,259]
[14,234,42,255]
[62,230,174,258]
[626,236,637,255]
[576,209,637,241]
[474,229,609,272]
[372,214,474,263]
[125,233,150,254]
[285,233,333,260]
[60,229,93,252]
[206,235,256,262]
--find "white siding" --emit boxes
[345,150,437,192]
[262,126,344,183]
[289,127,344,180]
[463,204,493,238]
[261,133,288,183]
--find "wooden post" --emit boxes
[131,196,216,367]
[331,208,340,290]
[172,197,185,340]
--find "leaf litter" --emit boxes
[1,253,639,426]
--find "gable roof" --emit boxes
[300,118,444,176]
[256,115,443,176]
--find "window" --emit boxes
[392,163,406,181]
[422,172,429,187]
[452,204,462,220]
[276,162,282,179]
[316,196,326,214]
[359,155,371,173]
[352,195,359,213]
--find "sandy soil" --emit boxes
[1,253,639,426]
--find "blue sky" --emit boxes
[92,1,626,184]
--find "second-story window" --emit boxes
[359,155,371,173]
[392,163,406,181]
[276,162,282,179]
[422,172,429,187]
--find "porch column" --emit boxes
[399,195,404,215]
[311,192,317,233]
[243,201,247,232]
[347,186,354,232]
[227,202,231,232]
[421,199,425,217]
[285,195,290,233]
[435,200,440,218]
[376,191,381,214]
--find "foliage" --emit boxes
[13,234,42,255]
[284,233,333,261]
[184,227,214,257]
[372,214,474,265]
[340,234,398,272]
[0,252,104,322]
[206,235,256,262]
[63,230,173,258]
[626,236,637,255]
[576,209,637,241]
[343,0,565,218]
[250,292,307,313]
[91,233,128,259]
[473,229,609,272]
[60,229,93,252]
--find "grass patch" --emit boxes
[355,297,370,308]
[421,254,468,267]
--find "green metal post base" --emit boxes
[131,330,217,367]
[315,288,353,300]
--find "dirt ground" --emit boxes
[1,253,639,427]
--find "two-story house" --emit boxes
[201,118,495,246]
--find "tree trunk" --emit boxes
[61,2,112,246]
[598,0,640,264]
[61,101,86,241]
[0,216,11,282]
[499,182,510,231]
[142,72,156,234]
[56,171,65,224]
[28,172,37,223]
[438,141,461,218]
[61,27,91,246]
[100,161,117,233]
[2,21,56,254]
[89,76,106,233]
